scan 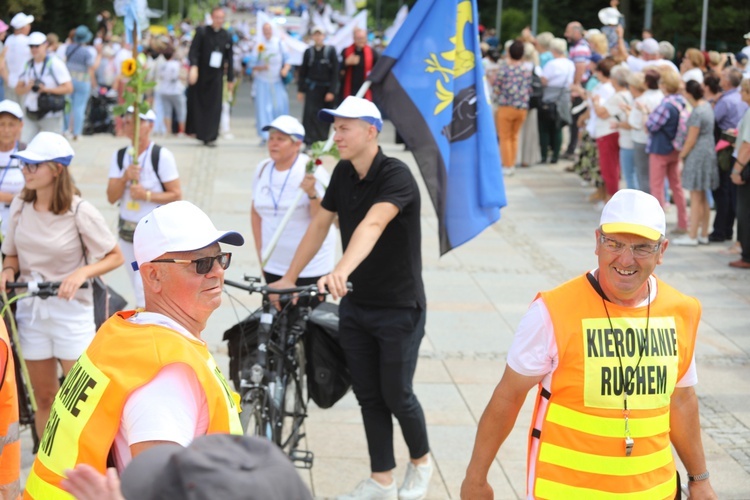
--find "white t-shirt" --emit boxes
[0,144,25,237]
[626,55,646,73]
[542,57,575,88]
[252,154,336,277]
[155,59,185,95]
[5,34,31,88]
[508,274,697,496]
[588,82,616,139]
[108,142,179,223]
[605,90,634,149]
[629,89,665,144]
[682,67,703,84]
[113,312,209,472]
[18,57,72,115]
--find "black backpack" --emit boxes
[529,72,543,109]
[116,144,165,191]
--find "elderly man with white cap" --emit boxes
[251,114,335,286]
[271,96,432,500]
[15,31,72,142]
[3,12,33,104]
[107,107,182,308]
[462,189,717,500]
[24,200,245,499]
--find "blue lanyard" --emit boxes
[268,155,298,216]
[0,142,19,188]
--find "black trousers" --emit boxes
[711,166,737,240]
[736,181,750,263]
[301,85,333,145]
[538,110,562,162]
[565,96,584,155]
[338,298,429,472]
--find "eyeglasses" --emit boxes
[599,234,661,258]
[151,252,232,275]
[20,162,44,173]
[28,45,41,49]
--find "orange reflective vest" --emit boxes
[0,321,20,499]
[529,274,699,499]
[24,311,243,499]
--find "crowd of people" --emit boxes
[0,1,744,499]
[482,5,750,269]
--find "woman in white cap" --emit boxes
[251,115,335,286]
[0,100,25,238]
[0,131,123,438]
[15,32,73,143]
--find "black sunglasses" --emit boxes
[151,252,232,275]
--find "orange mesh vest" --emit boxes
[0,321,20,499]
[530,274,699,499]
[24,311,242,499]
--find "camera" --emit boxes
[31,79,42,93]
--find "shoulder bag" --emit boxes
[74,201,128,329]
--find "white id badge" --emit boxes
[209,51,223,68]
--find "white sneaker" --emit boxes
[697,235,709,245]
[398,459,433,500]
[337,478,397,500]
[672,235,699,246]
[502,166,515,176]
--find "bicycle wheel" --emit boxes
[240,388,273,441]
[278,342,307,454]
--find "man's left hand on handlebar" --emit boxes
[267,276,299,310]
[317,270,350,300]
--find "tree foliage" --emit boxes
[370,0,749,54]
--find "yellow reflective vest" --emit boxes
[0,320,20,499]
[530,274,698,499]
[24,311,242,499]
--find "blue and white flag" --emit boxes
[369,0,505,254]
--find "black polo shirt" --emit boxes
[321,148,425,309]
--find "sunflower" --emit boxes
[121,58,137,77]
[257,43,265,52]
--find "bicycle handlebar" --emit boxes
[224,277,353,297]
[4,281,89,298]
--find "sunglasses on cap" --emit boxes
[150,252,232,275]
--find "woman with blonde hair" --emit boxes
[0,132,123,437]
[681,48,705,83]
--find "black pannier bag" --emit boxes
[304,302,351,409]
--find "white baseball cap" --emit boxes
[13,132,74,166]
[10,13,34,30]
[26,31,46,46]
[132,201,245,270]
[598,7,622,26]
[125,106,157,122]
[744,32,750,40]
[599,189,665,241]
[640,38,660,55]
[262,115,305,140]
[0,100,23,120]
[318,96,383,131]
[311,25,325,35]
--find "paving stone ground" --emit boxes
[18,81,750,499]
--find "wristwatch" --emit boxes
[688,471,710,482]
[308,193,318,200]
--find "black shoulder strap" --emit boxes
[151,144,165,191]
[116,147,127,171]
[73,200,90,265]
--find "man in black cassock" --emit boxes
[297,26,339,146]
[186,7,234,146]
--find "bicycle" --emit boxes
[223,275,351,469]
[0,280,88,453]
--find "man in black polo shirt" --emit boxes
[271,96,431,500]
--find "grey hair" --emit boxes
[658,41,675,61]
[549,37,568,56]
[536,32,554,50]
[610,65,631,88]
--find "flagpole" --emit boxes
[261,81,374,269]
